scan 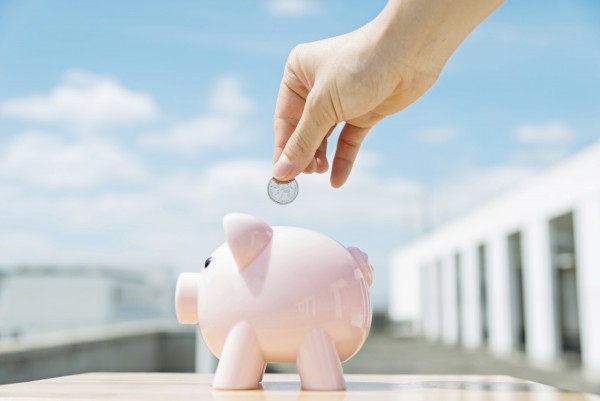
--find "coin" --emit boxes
[267,178,299,205]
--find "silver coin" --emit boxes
[267,178,299,205]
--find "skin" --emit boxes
[273,0,505,188]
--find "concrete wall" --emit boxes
[0,266,174,338]
[0,321,195,385]
[389,141,600,376]
[0,275,112,334]
[574,193,600,377]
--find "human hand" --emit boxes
[272,0,503,188]
[272,26,438,188]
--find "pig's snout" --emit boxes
[175,273,202,324]
[347,246,373,286]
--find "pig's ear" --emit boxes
[223,213,273,271]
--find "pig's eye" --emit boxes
[204,257,212,268]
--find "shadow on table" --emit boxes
[211,380,576,401]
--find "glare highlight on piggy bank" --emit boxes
[175,213,373,391]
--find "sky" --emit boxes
[0,0,599,309]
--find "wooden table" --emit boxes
[0,373,598,400]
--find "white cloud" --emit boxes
[0,233,59,265]
[141,75,256,154]
[512,147,569,165]
[54,193,160,228]
[428,165,539,226]
[512,121,575,166]
[0,131,146,189]
[0,231,178,268]
[0,70,160,131]
[4,152,531,270]
[209,76,256,115]
[266,0,320,16]
[0,148,544,308]
[152,157,423,229]
[515,121,574,143]
[0,154,421,270]
[140,116,243,153]
[414,125,461,144]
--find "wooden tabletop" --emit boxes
[0,373,598,401]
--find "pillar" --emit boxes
[487,233,514,355]
[460,245,482,349]
[442,254,459,345]
[425,262,442,341]
[522,218,559,364]
[574,194,600,377]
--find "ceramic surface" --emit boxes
[175,213,373,390]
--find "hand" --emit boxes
[273,26,438,188]
[272,0,503,188]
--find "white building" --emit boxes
[0,265,174,338]
[389,141,600,378]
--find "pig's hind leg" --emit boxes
[296,328,346,391]
[213,321,265,390]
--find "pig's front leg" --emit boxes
[296,328,346,391]
[213,321,265,390]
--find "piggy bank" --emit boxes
[175,213,373,391]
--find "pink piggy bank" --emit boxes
[175,213,373,391]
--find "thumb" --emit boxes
[272,91,335,181]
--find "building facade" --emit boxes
[0,265,174,338]
[389,142,600,378]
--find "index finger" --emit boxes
[273,82,306,163]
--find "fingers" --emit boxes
[303,158,318,174]
[314,136,329,173]
[301,124,335,174]
[273,91,336,181]
[331,123,371,188]
[274,82,369,187]
[311,124,336,174]
[273,83,305,165]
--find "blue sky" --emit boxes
[1,0,599,308]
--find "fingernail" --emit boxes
[273,154,295,180]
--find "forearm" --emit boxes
[370,0,504,75]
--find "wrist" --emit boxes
[370,0,504,76]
